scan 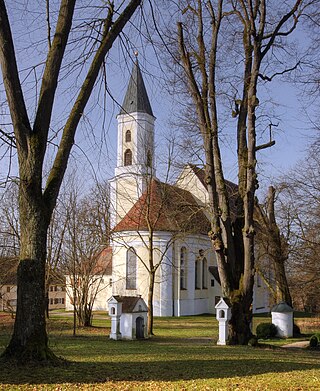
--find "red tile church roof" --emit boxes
[113,178,210,235]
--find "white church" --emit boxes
[66,60,271,316]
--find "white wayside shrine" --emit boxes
[215,298,231,345]
[108,295,148,340]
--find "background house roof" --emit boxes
[113,178,210,235]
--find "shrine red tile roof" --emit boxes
[111,295,146,313]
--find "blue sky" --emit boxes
[0,1,316,197]
[91,53,314,197]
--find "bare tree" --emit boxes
[63,181,111,329]
[168,0,309,344]
[277,142,320,312]
[0,181,70,318]
[0,256,18,316]
[255,186,292,307]
[0,0,141,363]
[45,201,69,318]
[0,183,19,258]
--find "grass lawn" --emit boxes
[0,312,320,390]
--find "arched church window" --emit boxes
[125,130,131,142]
[126,247,137,290]
[195,259,201,289]
[195,250,204,289]
[124,149,132,166]
[180,247,187,290]
[202,257,208,289]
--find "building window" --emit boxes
[195,259,201,289]
[109,278,112,287]
[126,247,137,290]
[180,246,187,290]
[125,129,131,142]
[124,149,132,166]
[6,286,10,293]
[194,250,204,289]
[202,257,208,289]
[211,279,215,287]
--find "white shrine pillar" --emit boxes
[108,296,122,340]
[215,298,231,345]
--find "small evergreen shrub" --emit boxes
[256,322,277,339]
[309,335,318,348]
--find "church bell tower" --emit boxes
[110,57,156,227]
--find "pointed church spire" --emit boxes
[120,56,154,117]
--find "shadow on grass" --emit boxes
[1,353,320,385]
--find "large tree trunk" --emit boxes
[274,260,292,306]
[1,187,57,362]
[228,296,253,345]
